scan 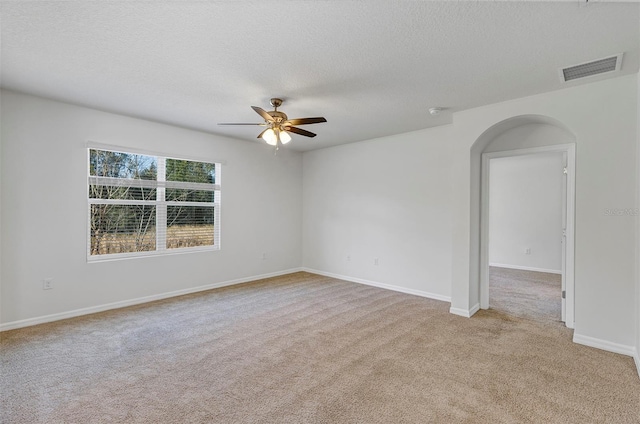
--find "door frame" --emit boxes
[480,143,576,328]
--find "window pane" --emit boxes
[90,149,157,180]
[166,158,215,184]
[90,204,156,255]
[89,185,157,201]
[167,205,214,249]
[166,188,214,203]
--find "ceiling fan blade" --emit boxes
[251,106,275,122]
[218,123,267,126]
[285,126,317,138]
[256,128,270,139]
[284,117,327,126]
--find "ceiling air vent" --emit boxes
[561,54,623,82]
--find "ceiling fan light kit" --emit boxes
[262,128,291,146]
[219,98,326,151]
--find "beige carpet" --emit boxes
[1,272,639,423]
[489,266,562,324]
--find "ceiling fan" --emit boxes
[219,98,327,149]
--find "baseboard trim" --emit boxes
[449,303,480,318]
[301,268,451,303]
[489,263,562,275]
[0,268,304,332]
[573,333,636,357]
[634,349,640,379]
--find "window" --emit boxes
[88,147,220,260]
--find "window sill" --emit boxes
[87,245,220,263]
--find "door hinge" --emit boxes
[563,167,568,175]
[562,290,566,299]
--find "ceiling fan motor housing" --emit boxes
[268,110,288,124]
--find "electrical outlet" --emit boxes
[262,252,267,260]
[43,278,53,290]
[346,255,351,262]
[374,258,379,266]
[524,248,531,255]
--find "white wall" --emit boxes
[0,90,3,324]
[302,125,454,300]
[489,152,564,273]
[636,72,640,374]
[451,75,638,350]
[0,90,303,327]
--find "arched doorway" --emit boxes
[471,115,576,328]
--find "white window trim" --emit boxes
[86,141,227,166]
[87,145,221,262]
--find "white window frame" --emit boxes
[87,144,221,262]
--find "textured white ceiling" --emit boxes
[1,1,639,151]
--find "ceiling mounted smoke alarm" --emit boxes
[429,107,443,116]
